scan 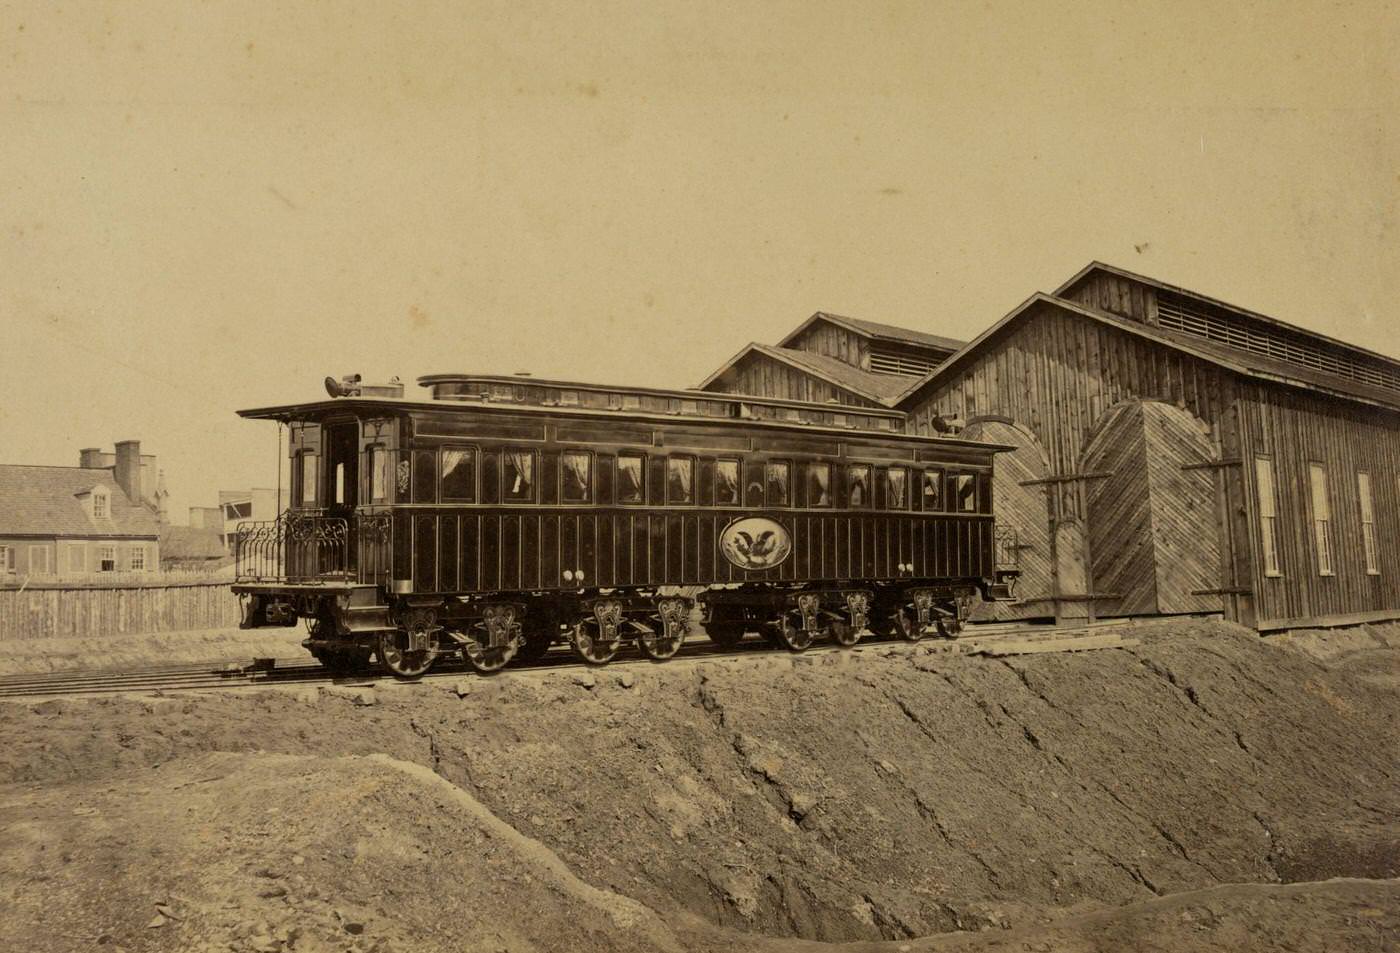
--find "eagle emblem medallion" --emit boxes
[719,516,792,571]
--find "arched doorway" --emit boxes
[962,417,1052,621]
[1080,401,1223,617]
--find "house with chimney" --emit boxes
[0,440,164,578]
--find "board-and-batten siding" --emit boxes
[788,321,871,371]
[724,353,880,408]
[1237,380,1400,626]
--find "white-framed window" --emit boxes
[92,487,109,519]
[1309,463,1333,576]
[0,545,13,573]
[98,546,117,572]
[27,545,52,575]
[68,545,86,573]
[1255,457,1281,577]
[129,545,147,571]
[1358,471,1378,575]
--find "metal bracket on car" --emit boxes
[796,593,821,633]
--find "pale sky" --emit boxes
[3,1,1397,522]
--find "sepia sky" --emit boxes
[3,0,1397,522]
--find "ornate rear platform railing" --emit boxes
[235,513,350,584]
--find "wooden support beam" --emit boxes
[1181,459,1242,471]
[1018,472,1113,487]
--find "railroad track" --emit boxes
[0,619,1132,700]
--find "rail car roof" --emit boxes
[237,376,1014,453]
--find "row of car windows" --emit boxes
[301,446,985,513]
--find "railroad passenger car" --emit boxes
[233,373,1019,676]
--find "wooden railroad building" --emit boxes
[702,262,1400,631]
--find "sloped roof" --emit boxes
[1056,261,1398,367]
[894,293,1400,413]
[778,311,965,353]
[159,524,228,560]
[0,465,161,538]
[697,342,914,404]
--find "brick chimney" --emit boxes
[79,448,105,469]
[114,440,141,503]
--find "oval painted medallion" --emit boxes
[719,516,793,571]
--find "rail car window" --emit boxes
[412,449,437,503]
[369,446,390,502]
[441,448,476,502]
[617,454,645,504]
[884,467,908,510]
[807,462,832,507]
[921,469,942,511]
[299,453,318,506]
[715,459,740,506]
[504,450,536,503]
[951,473,977,512]
[848,465,872,508]
[562,451,592,503]
[667,457,694,504]
[766,461,791,507]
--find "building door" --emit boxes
[961,417,1053,621]
[1080,401,1222,616]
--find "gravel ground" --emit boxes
[1,618,1396,952]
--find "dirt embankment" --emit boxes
[1,619,1397,952]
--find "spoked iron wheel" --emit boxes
[889,606,922,643]
[569,621,620,665]
[378,631,437,679]
[826,620,861,648]
[636,623,684,661]
[459,632,519,675]
[936,614,963,638]
[770,613,814,652]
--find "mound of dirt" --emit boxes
[1,618,1396,951]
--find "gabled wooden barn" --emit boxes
[701,263,1400,631]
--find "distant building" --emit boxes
[190,487,289,549]
[0,440,162,577]
[158,524,229,571]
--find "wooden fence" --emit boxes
[0,578,243,641]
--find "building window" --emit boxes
[922,469,943,511]
[765,461,791,507]
[27,546,51,575]
[715,459,740,506]
[1309,463,1333,576]
[92,488,109,519]
[503,451,536,502]
[616,454,645,504]
[440,448,475,502]
[1358,471,1379,575]
[884,467,908,509]
[69,546,86,573]
[847,465,872,508]
[561,451,592,504]
[98,546,117,572]
[129,546,147,571]
[807,462,832,508]
[1255,457,1281,577]
[0,546,12,574]
[666,457,694,505]
[369,446,390,502]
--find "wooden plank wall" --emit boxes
[0,582,242,641]
[727,353,879,407]
[1081,402,1159,616]
[1237,380,1400,624]
[1060,272,1156,323]
[789,320,871,371]
[1141,402,1223,614]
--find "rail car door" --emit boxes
[323,420,360,569]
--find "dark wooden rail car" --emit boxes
[233,374,1018,676]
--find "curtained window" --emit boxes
[715,459,740,506]
[766,461,790,507]
[504,451,535,502]
[848,465,872,508]
[441,448,475,502]
[562,451,591,503]
[807,462,831,507]
[922,469,942,510]
[885,468,907,509]
[667,457,694,504]
[617,454,644,504]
